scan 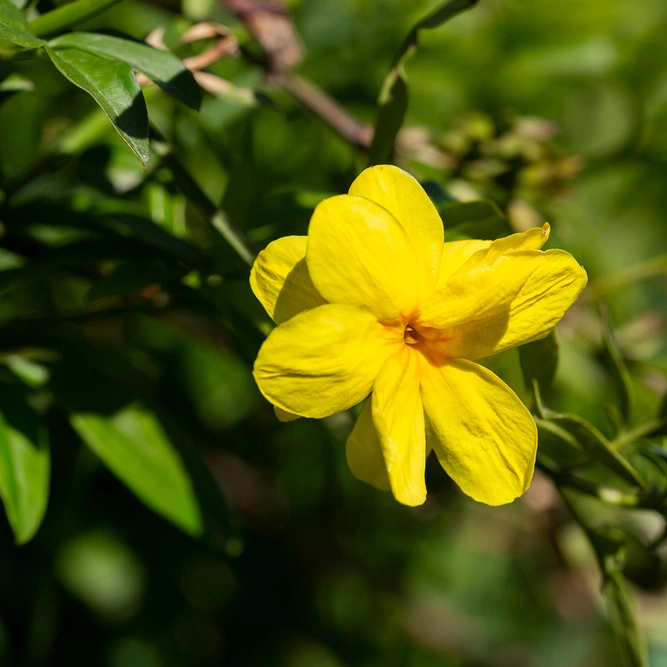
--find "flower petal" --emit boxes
[421,359,537,505]
[434,224,550,287]
[346,398,391,491]
[484,223,551,259]
[372,347,427,506]
[307,195,420,324]
[438,239,491,283]
[254,304,401,419]
[250,235,327,324]
[275,406,300,422]
[349,165,443,293]
[438,249,588,360]
[418,250,541,331]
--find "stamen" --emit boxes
[404,324,422,345]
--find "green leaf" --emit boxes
[45,45,149,168]
[70,406,202,537]
[421,180,456,205]
[0,73,33,106]
[368,65,408,166]
[604,570,648,667]
[440,200,511,240]
[368,0,478,164]
[600,306,634,427]
[0,407,50,545]
[535,417,589,470]
[630,442,667,496]
[550,412,647,490]
[0,0,45,48]
[519,331,559,395]
[29,0,125,40]
[48,32,201,111]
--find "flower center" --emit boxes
[404,324,422,345]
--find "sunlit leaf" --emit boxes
[45,45,149,168]
[48,32,201,111]
[0,0,45,48]
[0,407,50,545]
[70,405,202,537]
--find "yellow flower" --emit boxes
[250,165,587,506]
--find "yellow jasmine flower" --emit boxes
[250,165,587,507]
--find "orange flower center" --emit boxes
[402,319,455,367]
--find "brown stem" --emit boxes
[219,0,377,150]
[220,0,303,73]
[282,74,373,150]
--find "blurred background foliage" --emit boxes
[0,0,666,665]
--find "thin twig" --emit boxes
[282,74,373,149]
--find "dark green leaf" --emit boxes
[0,0,45,48]
[369,0,478,164]
[622,531,665,590]
[0,406,50,544]
[519,331,559,395]
[48,32,201,111]
[535,417,589,469]
[657,392,667,436]
[589,524,627,573]
[550,412,647,490]
[630,441,667,496]
[603,570,648,667]
[421,180,456,205]
[368,65,409,166]
[440,200,511,240]
[70,405,202,537]
[45,45,149,168]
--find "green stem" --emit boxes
[612,419,665,450]
[29,0,125,39]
